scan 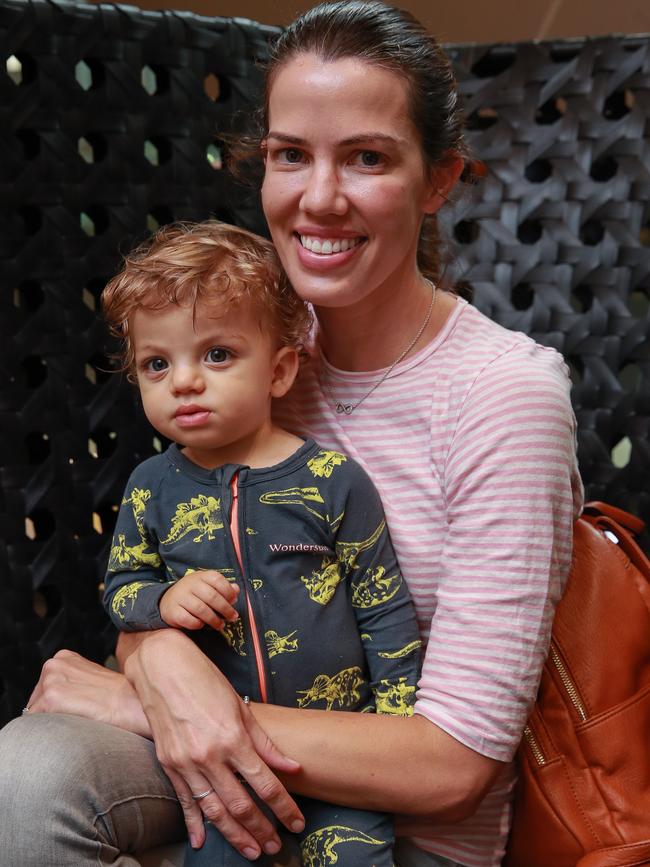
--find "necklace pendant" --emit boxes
[336,402,353,415]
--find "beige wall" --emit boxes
[101,0,650,42]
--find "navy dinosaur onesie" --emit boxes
[104,438,422,867]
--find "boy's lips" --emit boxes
[174,405,211,428]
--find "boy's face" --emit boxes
[131,300,294,468]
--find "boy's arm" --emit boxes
[103,475,173,632]
[335,461,421,716]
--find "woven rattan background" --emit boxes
[1,0,649,724]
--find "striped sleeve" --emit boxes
[414,343,581,761]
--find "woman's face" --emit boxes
[261,53,440,311]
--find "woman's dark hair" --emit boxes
[233,1,474,282]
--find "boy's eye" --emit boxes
[206,347,230,364]
[147,358,168,372]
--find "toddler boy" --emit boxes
[102,221,422,866]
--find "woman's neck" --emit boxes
[315,279,456,371]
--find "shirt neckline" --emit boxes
[316,295,467,384]
[165,438,318,484]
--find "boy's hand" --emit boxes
[159,570,239,630]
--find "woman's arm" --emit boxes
[250,702,502,821]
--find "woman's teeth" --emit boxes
[300,236,362,254]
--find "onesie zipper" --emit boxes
[229,475,268,703]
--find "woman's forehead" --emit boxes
[267,53,413,139]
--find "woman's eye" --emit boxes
[146,358,168,373]
[206,347,230,364]
[357,150,382,167]
[280,147,303,164]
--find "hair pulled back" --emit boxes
[251,1,471,281]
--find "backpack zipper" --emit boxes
[549,642,587,721]
[229,475,268,703]
[523,725,547,766]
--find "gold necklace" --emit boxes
[322,280,437,415]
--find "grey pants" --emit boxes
[0,713,463,867]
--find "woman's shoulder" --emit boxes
[446,298,572,389]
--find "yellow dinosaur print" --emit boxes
[351,565,402,608]
[297,667,365,711]
[108,534,161,571]
[245,527,257,535]
[162,495,223,544]
[108,487,162,571]
[360,633,372,642]
[259,486,327,521]
[221,617,246,656]
[251,578,263,590]
[378,639,422,659]
[374,677,416,716]
[336,521,386,570]
[300,825,384,867]
[307,450,347,479]
[111,581,149,620]
[265,629,298,658]
[300,556,344,605]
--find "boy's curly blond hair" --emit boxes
[102,221,312,376]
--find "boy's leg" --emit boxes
[297,797,394,867]
[184,821,274,867]
[0,712,186,866]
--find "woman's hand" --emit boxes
[122,628,304,859]
[25,649,151,736]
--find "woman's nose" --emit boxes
[299,162,347,216]
[171,364,205,394]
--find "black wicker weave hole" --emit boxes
[511,282,535,310]
[517,220,543,244]
[141,64,169,96]
[454,220,480,244]
[590,156,617,182]
[75,59,104,91]
[19,206,42,236]
[571,284,594,313]
[25,508,56,541]
[16,129,40,159]
[21,356,47,389]
[603,88,635,119]
[471,46,516,78]
[204,72,231,102]
[466,107,499,130]
[14,280,44,312]
[535,97,567,124]
[24,432,51,465]
[6,53,36,85]
[525,159,553,183]
[580,220,605,246]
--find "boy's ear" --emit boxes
[270,345,300,398]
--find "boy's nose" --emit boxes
[171,365,205,394]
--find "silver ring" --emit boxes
[22,707,31,715]
[191,787,214,801]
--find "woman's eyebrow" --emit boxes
[266,131,404,146]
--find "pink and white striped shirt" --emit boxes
[275,296,583,867]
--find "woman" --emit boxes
[0,3,582,866]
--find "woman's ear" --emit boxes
[270,345,300,399]
[422,152,465,214]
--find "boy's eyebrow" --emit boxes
[266,131,404,147]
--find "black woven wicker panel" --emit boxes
[0,0,648,723]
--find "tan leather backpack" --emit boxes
[504,502,650,867]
